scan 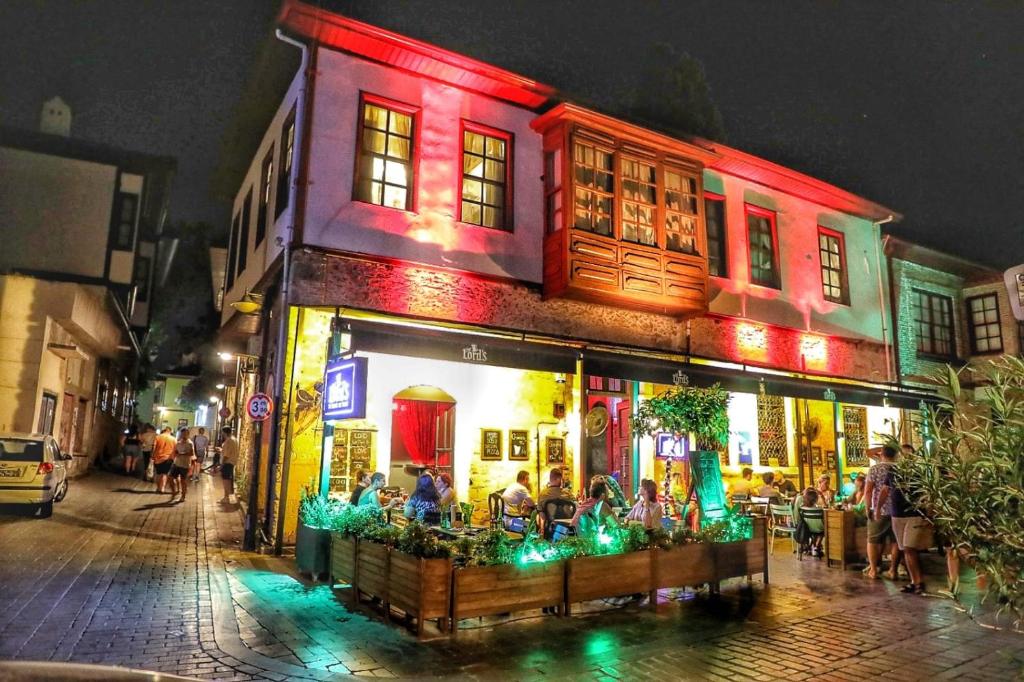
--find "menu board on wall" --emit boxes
[328,428,375,494]
[546,437,565,464]
[509,430,529,461]
[481,429,502,460]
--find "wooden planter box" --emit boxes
[565,550,654,612]
[388,550,452,638]
[451,561,565,636]
[296,523,332,580]
[653,542,716,590]
[329,532,357,586]
[355,540,390,603]
[712,517,769,584]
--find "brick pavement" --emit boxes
[1,471,1021,681]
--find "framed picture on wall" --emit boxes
[509,430,529,460]
[826,450,836,470]
[546,436,565,464]
[481,428,502,461]
[811,446,823,466]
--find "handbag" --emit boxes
[145,459,155,481]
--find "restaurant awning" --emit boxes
[582,349,935,410]
[346,320,579,374]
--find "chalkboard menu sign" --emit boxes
[509,430,529,460]
[481,429,502,460]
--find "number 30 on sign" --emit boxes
[246,393,274,421]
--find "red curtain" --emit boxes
[392,399,453,467]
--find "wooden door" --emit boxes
[58,393,75,454]
[612,398,632,495]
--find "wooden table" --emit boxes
[825,509,867,569]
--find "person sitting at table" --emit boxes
[792,487,825,557]
[436,472,457,509]
[404,474,442,523]
[571,479,619,535]
[501,470,536,530]
[358,472,402,512]
[816,473,835,507]
[538,468,573,508]
[732,467,754,497]
[348,469,370,505]
[756,471,777,498]
[625,479,664,530]
[845,473,867,509]
[774,470,798,496]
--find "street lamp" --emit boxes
[215,383,226,390]
[218,351,234,361]
[208,395,219,404]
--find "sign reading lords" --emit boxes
[1005,264,1024,322]
[323,356,368,421]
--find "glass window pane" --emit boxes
[465,131,484,154]
[464,154,483,177]
[384,160,407,186]
[364,104,387,130]
[363,129,385,154]
[390,111,412,135]
[387,136,410,159]
[485,136,505,160]
[484,159,504,182]
[463,179,482,202]
[462,202,481,225]
[483,206,502,228]
[383,185,406,209]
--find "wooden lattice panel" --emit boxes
[843,406,869,467]
[757,395,789,467]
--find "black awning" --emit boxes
[347,321,579,374]
[581,349,935,409]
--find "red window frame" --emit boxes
[458,119,514,231]
[744,203,781,289]
[817,226,850,305]
[352,91,420,212]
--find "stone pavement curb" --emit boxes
[198,487,352,681]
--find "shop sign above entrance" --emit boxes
[246,393,274,422]
[323,356,368,421]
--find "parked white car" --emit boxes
[0,434,70,517]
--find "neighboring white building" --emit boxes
[0,102,175,472]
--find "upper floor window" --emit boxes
[966,293,1003,354]
[226,211,240,291]
[460,125,511,230]
[573,140,614,237]
[237,187,252,279]
[354,96,415,210]
[664,169,699,254]
[544,149,563,234]
[914,289,955,358]
[704,193,727,277]
[621,157,656,246]
[745,205,780,289]
[275,105,296,219]
[818,227,849,304]
[113,192,138,250]
[256,149,273,247]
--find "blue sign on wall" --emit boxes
[323,356,368,421]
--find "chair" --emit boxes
[769,504,797,556]
[797,507,826,561]
[541,499,578,541]
[488,489,506,528]
[749,495,775,517]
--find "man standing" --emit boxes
[219,426,239,504]
[140,424,157,481]
[884,445,933,593]
[151,427,177,494]
[191,427,209,482]
[863,444,901,579]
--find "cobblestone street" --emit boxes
[0,471,1021,681]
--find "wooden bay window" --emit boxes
[532,104,716,316]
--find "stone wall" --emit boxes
[290,249,890,383]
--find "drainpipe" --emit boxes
[266,28,316,555]
[872,215,895,384]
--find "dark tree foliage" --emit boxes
[628,44,726,142]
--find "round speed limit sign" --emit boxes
[246,393,274,422]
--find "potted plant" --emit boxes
[296,484,340,581]
[387,523,454,638]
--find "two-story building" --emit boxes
[218,0,932,546]
[0,100,175,472]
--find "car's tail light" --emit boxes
[37,462,54,475]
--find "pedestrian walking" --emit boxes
[219,426,239,504]
[122,423,141,476]
[191,427,209,482]
[140,424,157,481]
[172,428,195,502]
[151,427,177,494]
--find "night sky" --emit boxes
[1,1,1020,268]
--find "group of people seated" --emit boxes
[348,468,458,524]
[499,468,667,539]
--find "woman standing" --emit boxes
[122,423,141,476]
[172,428,195,502]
